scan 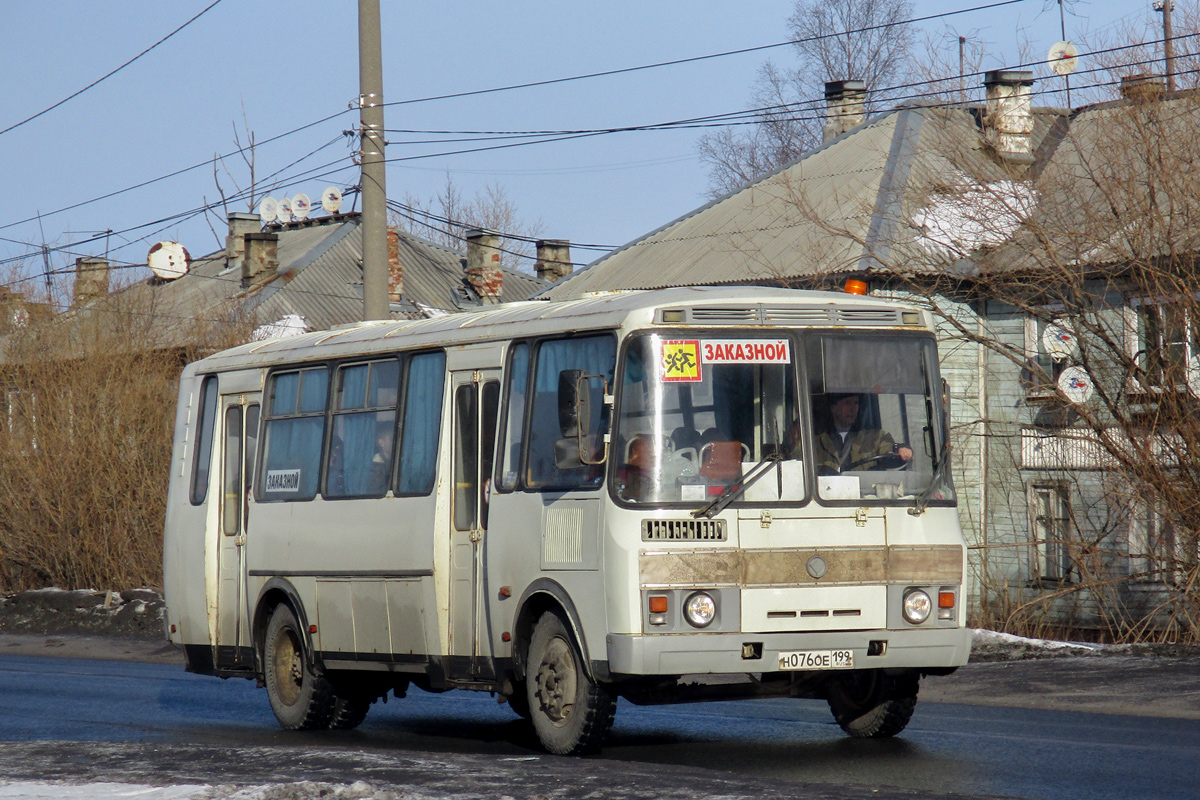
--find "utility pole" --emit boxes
[1155,1,1177,92]
[358,0,389,321]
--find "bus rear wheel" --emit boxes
[263,604,336,730]
[826,670,918,738]
[525,611,616,755]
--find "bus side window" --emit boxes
[397,351,446,495]
[326,359,399,499]
[260,367,329,501]
[497,343,529,491]
[190,376,219,506]
[526,335,615,489]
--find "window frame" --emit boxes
[1028,482,1074,584]
[190,375,220,506]
[323,357,402,500]
[494,331,617,494]
[1023,308,1069,400]
[1126,297,1200,394]
[257,365,331,503]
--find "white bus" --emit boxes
[163,285,969,755]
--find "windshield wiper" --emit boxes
[909,441,951,516]
[692,453,782,519]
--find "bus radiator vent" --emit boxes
[642,519,727,542]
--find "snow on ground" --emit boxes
[971,628,1103,653]
[0,782,408,800]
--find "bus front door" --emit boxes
[448,370,500,681]
[214,393,260,671]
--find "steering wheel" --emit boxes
[845,452,910,471]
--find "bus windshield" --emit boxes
[614,331,952,506]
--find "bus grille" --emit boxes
[642,519,727,542]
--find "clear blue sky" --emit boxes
[0,1,1147,295]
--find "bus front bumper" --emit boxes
[606,627,971,676]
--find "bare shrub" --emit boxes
[0,279,250,593]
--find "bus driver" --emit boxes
[815,393,912,474]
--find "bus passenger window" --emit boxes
[326,359,399,498]
[397,351,446,495]
[190,376,219,505]
[260,367,328,501]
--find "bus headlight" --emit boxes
[684,592,717,628]
[902,589,932,625]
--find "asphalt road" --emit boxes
[1,647,1197,800]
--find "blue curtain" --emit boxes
[398,351,446,494]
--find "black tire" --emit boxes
[525,610,616,755]
[263,604,336,730]
[506,683,532,719]
[826,671,918,738]
[327,687,372,730]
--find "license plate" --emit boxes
[778,649,854,671]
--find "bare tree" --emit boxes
[698,0,916,197]
[389,173,545,272]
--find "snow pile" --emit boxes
[912,175,1037,260]
[971,628,1103,661]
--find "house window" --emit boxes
[1130,301,1199,391]
[1029,483,1073,583]
[1024,314,1068,395]
[1130,500,1195,586]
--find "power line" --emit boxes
[0,0,227,138]
[377,0,1030,111]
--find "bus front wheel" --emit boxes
[263,604,336,730]
[525,610,616,755]
[826,670,918,738]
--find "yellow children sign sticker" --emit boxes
[661,339,702,382]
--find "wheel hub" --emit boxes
[272,629,304,706]
[534,636,576,725]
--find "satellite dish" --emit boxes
[321,186,343,214]
[1048,41,1079,76]
[259,197,278,223]
[147,241,191,280]
[292,193,311,220]
[1057,365,1094,404]
[277,197,293,223]
[1042,322,1078,360]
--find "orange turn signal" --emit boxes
[938,591,956,608]
[649,595,669,614]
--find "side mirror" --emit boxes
[556,370,610,468]
[558,369,585,437]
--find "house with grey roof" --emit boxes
[543,73,1200,636]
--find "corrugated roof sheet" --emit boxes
[43,214,548,353]
[544,102,1078,298]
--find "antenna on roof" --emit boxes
[147,241,191,280]
[277,197,293,224]
[321,186,343,214]
[259,197,279,224]
[1048,41,1078,76]
[292,193,311,220]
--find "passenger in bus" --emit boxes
[815,393,911,474]
[618,433,658,501]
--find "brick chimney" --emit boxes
[465,229,503,304]
[226,212,261,270]
[983,70,1035,165]
[1121,73,1166,102]
[73,257,110,307]
[823,80,867,142]
[241,232,279,285]
[534,239,572,283]
[387,229,403,303]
